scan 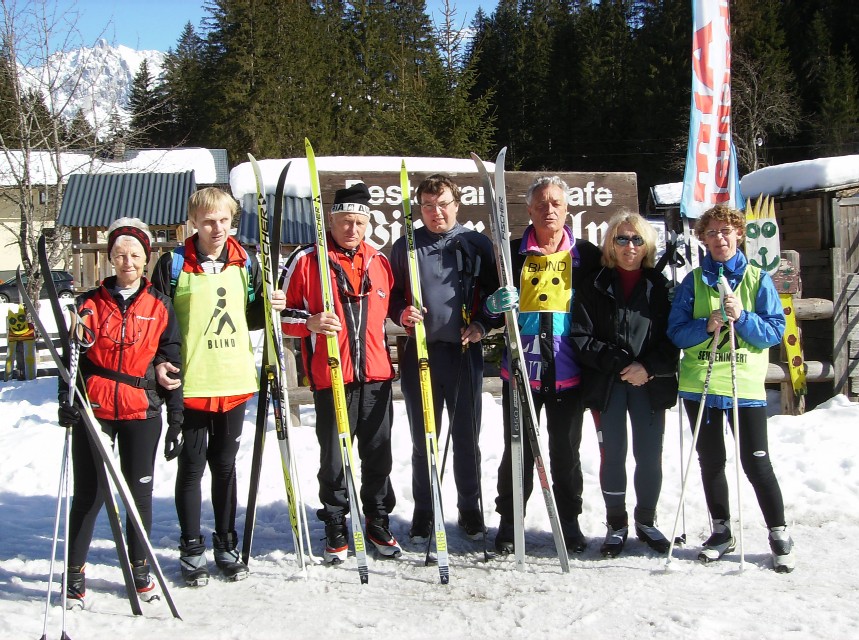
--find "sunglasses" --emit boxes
[614,235,645,247]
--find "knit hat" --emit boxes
[331,183,371,217]
[107,225,151,262]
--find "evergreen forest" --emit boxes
[45,1,859,200]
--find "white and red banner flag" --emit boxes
[680,0,744,218]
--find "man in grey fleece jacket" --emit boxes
[389,174,501,542]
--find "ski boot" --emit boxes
[65,565,86,610]
[562,518,588,554]
[179,535,210,587]
[132,559,159,602]
[769,526,796,574]
[366,516,402,558]
[698,519,736,564]
[494,519,515,555]
[212,531,249,581]
[324,517,349,565]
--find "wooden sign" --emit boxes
[319,170,638,253]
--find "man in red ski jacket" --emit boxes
[280,183,400,564]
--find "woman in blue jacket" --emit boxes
[667,204,794,573]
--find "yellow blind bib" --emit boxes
[519,251,573,313]
[173,265,258,398]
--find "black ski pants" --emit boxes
[683,400,786,529]
[68,416,161,567]
[313,379,395,523]
[593,382,665,526]
[400,340,483,516]
[495,383,585,525]
[175,403,246,540]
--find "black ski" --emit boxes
[23,244,182,619]
[37,237,143,616]
[248,156,309,572]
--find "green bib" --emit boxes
[678,264,769,400]
[173,265,258,398]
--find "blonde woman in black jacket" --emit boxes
[571,212,678,558]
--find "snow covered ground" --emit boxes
[2,371,858,639]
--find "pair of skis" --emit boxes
[244,155,316,574]
[400,161,450,583]
[19,236,181,627]
[471,150,570,573]
[305,139,370,584]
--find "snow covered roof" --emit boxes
[230,156,495,200]
[741,155,859,198]
[0,147,228,187]
[650,182,683,207]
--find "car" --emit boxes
[0,270,75,303]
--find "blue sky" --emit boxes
[72,0,489,53]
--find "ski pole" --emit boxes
[666,324,722,568]
[718,274,745,572]
[728,318,745,571]
[40,423,71,640]
[676,398,687,545]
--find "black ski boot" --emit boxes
[66,565,86,610]
[212,531,249,581]
[698,519,736,563]
[562,518,588,554]
[366,516,403,558]
[324,517,349,564]
[634,508,670,554]
[494,519,515,555]
[179,535,210,587]
[131,559,159,602]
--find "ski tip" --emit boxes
[248,152,256,163]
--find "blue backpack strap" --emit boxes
[170,246,186,298]
[236,244,256,303]
[171,243,255,303]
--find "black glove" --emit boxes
[164,413,184,461]
[58,401,81,428]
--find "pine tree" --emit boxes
[128,59,169,147]
[813,45,859,156]
[161,22,207,146]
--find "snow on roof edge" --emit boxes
[229,157,495,200]
[741,154,859,199]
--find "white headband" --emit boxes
[331,202,370,216]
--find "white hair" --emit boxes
[525,176,570,205]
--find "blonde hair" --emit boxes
[601,211,658,269]
[187,187,239,222]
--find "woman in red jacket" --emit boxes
[58,218,182,608]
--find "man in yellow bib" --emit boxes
[486,176,601,556]
[152,187,286,586]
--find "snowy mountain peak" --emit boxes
[20,41,165,133]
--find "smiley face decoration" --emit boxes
[4,304,37,380]
[744,196,780,275]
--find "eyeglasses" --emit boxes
[420,199,455,212]
[614,235,645,247]
[704,227,736,239]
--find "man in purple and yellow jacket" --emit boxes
[485,176,601,556]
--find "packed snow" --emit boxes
[1,319,858,639]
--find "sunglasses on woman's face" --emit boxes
[614,235,645,247]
